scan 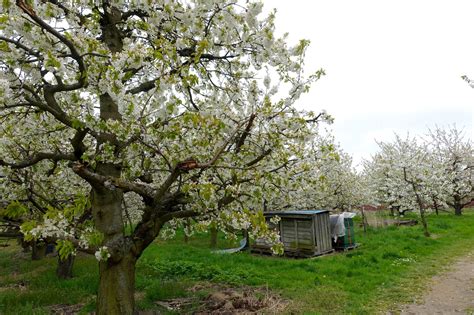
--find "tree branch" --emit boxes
[16,0,87,92]
[246,148,272,167]
[235,113,256,153]
[71,162,155,197]
[0,152,76,169]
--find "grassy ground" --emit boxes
[1,210,474,314]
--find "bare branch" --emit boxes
[0,152,76,169]
[71,162,155,197]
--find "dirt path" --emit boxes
[397,251,474,314]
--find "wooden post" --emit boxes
[360,206,368,233]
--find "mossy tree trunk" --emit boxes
[210,226,218,249]
[454,205,462,215]
[453,195,463,215]
[91,173,135,314]
[56,255,75,279]
[97,254,137,315]
[31,241,46,260]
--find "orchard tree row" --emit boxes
[364,126,474,236]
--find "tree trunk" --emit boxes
[210,226,218,249]
[92,184,132,315]
[91,5,135,315]
[454,204,462,216]
[389,206,395,217]
[97,254,136,315]
[403,167,430,237]
[31,242,46,260]
[419,208,430,237]
[56,255,75,279]
[433,199,439,215]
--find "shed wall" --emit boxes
[252,211,333,257]
[280,219,315,250]
[314,212,332,254]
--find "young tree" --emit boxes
[427,126,474,215]
[0,1,326,313]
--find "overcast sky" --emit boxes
[263,0,474,169]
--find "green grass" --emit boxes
[1,210,474,314]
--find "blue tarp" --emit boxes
[212,238,247,254]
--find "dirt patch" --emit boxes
[0,280,28,292]
[395,251,474,314]
[49,303,84,315]
[197,287,286,314]
[155,297,195,312]
[155,284,288,314]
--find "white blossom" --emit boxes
[95,246,111,261]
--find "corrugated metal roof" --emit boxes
[264,210,329,216]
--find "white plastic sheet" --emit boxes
[330,212,356,241]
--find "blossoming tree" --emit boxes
[314,148,364,211]
[263,135,366,212]
[0,1,327,313]
[0,156,90,278]
[364,135,446,236]
[427,126,473,215]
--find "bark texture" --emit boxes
[93,5,135,313]
[56,255,75,279]
[454,204,463,216]
[210,226,218,248]
[97,255,137,315]
[31,242,46,260]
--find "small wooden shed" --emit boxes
[252,210,333,257]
